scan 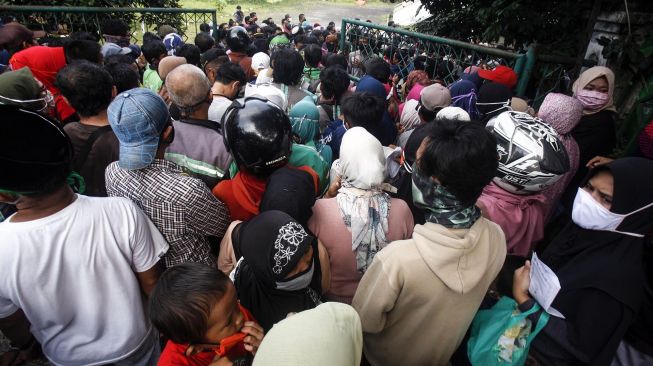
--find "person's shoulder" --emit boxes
[376,237,418,262]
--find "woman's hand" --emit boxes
[513,260,532,305]
[586,156,614,168]
[324,176,341,199]
[241,321,264,355]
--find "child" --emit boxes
[150,263,265,366]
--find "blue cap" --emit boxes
[108,88,170,170]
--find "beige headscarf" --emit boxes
[572,66,616,115]
[253,302,363,366]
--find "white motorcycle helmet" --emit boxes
[486,111,569,195]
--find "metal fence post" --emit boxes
[339,19,347,54]
[211,11,218,42]
[515,45,536,96]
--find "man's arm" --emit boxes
[0,309,32,350]
[136,261,164,297]
[187,183,231,238]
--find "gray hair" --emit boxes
[165,64,211,113]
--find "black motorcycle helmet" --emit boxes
[227,26,251,52]
[222,97,292,177]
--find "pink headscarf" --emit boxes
[398,83,426,117]
[537,93,584,220]
[477,182,547,256]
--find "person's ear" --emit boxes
[111,86,118,99]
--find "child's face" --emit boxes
[204,282,244,344]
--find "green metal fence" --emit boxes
[340,18,593,107]
[0,6,218,43]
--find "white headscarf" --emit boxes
[252,303,363,366]
[336,127,390,273]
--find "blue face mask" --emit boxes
[275,259,314,291]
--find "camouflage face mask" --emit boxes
[411,164,480,229]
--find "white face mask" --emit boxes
[275,259,314,291]
[571,188,653,238]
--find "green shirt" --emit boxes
[143,67,163,92]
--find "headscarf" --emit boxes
[289,96,320,144]
[403,70,431,99]
[406,83,425,102]
[477,82,512,122]
[252,303,363,366]
[336,127,390,273]
[537,93,584,218]
[399,99,421,131]
[9,46,74,121]
[572,66,616,115]
[477,182,546,256]
[460,71,483,89]
[355,75,397,146]
[260,167,316,230]
[234,210,322,332]
[539,158,653,365]
[509,97,535,116]
[449,79,479,120]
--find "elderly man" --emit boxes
[105,88,230,267]
[164,64,232,188]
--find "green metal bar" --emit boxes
[515,45,536,96]
[339,18,347,54]
[211,12,218,43]
[513,54,526,78]
[342,18,521,60]
[0,6,215,14]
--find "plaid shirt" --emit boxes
[106,159,230,267]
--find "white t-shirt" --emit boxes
[0,195,169,366]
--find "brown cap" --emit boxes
[0,23,46,49]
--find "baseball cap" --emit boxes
[436,106,471,122]
[251,52,270,71]
[244,83,288,111]
[0,105,71,193]
[478,65,518,89]
[0,23,46,49]
[107,88,170,170]
[419,83,451,112]
[163,33,183,54]
[101,42,132,58]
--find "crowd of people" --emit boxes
[0,8,652,366]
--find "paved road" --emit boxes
[264,1,395,27]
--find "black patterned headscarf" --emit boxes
[233,210,321,331]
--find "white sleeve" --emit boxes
[0,296,18,318]
[129,204,169,273]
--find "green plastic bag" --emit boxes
[467,297,550,366]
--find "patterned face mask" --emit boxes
[411,164,480,229]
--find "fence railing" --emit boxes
[0,6,218,44]
[339,18,593,107]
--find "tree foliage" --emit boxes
[413,0,649,57]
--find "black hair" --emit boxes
[272,48,304,86]
[325,53,347,70]
[104,62,139,93]
[68,31,99,42]
[149,263,231,344]
[205,55,230,74]
[199,23,211,33]
[215,62,246,85]
[303,44,321,68]
[417,101,440,122]
[176,44,201,67]
[294,35,306,49]
[100,19,129,37]
[341,92,384,132]
[417,120,498,205]
[319,66,350,101]
[63,40,102,64]
[142,40,167,65]
[364,58,391,83]
[436,60,454,81]
[194,33,215,53]
[103,54,135,66]
[201,48,227,68]
[143,32,161,44]
[55,61,113,117]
